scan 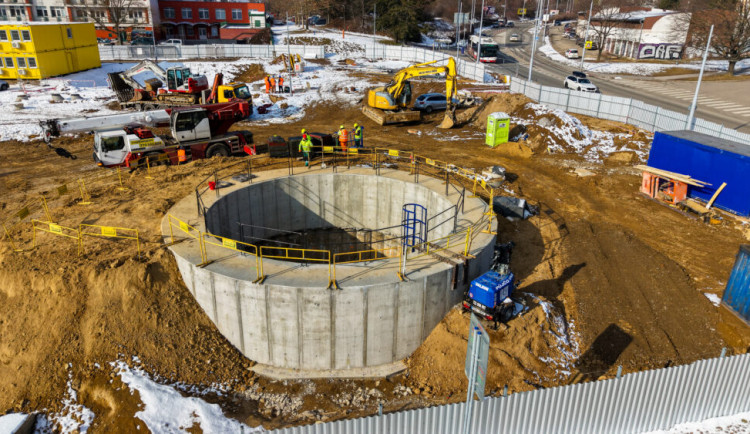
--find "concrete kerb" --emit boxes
[161,164,496,377]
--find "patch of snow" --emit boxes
[703,292,721,307]
[35,369,95,433]
[112,360,264,433]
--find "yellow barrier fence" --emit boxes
[259,245,332,287]
[167,214,206,264]
[31,219,81,253]
[332,246,400,286]
[79,224,141,259]
[201,232,261,282]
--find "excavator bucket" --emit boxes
[438,108,457,129]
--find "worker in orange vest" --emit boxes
[278,75,285,93]
[338,125,349,151]
[264,75,271,93]
[269,76,276,93]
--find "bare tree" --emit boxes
[585,2,634,61]
[82,0,140,45]
[686,0,750,74]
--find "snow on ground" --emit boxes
[539,36,749,75]
[703,292,722,307]
[514,102,650,161]
[643,411,750,433]
[0,413,29,432]
[112,360,264,433]
[34,367,96,433]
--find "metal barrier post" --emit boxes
[464,226,473,256]
[445,169,449,196]
[196,189,202,217]
[116,167,129,191]
[77,179,92,205]
[247,158,253,182]
[40,195,52,223]
[471,169,478,197]
[414,160,419,183]
[145,157,154,179]
[484,189,496,234]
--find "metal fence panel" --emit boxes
[270,353,750,434]
[98,43,323,61]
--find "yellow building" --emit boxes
[0,22,100,80]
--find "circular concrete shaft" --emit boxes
[163,168,495,378]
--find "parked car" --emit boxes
[564,75,598,92]
[509,33,521,42]
[97,38,115,45]
[553,20,562,26]
[565,49,580,59]
[0,80,8,91]
[413,93,456,113]
[159,39,183,46]
[130,37,155,45]
[505,21,515,27]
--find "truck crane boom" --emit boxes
[40,109,173,143]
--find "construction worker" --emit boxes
[264,75,271,93]
[177,146,187,165]
[338,125,349,151]
[353,123,363,148]
[299,128,312,167]
[269,76,276,94]
[278,75,285,93]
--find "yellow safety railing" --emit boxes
[201,232,261,281]
[31,219,81,253]
[259,245,332,287]
[79,224,141,259]
[167,214,206,264]
[332,246,400,286]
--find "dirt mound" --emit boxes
[472,93,535,128]
[235,63,268,83]
[407,301,578,398]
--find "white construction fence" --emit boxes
[509,77,750,146]
[271,352,750,434]
[98,44,325,61]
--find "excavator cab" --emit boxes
[166,67,192,92]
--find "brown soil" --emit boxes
[234,63,268,84]
[1,90,749,431]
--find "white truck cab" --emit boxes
[94,127,166,167]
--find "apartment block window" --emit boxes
[129,10,143,19]
[231,9,241,20]
[215,9,225,20]
[9,6,25,17]
[163,8,175,19]
[50,7,63,17]
[36,7,49,17]
[10,30,19,41]
[27,57,37,68]
[66,28,72,38]
[4,58,13,68]
[21,30,30,41]
[17,58,26,68]
[76,9,86,18]
[0,31,6,41]
[198,8,208,19]
[181,8,192,19]
[186,26,194,36]
[0,9,6,19]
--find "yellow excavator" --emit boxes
[362,57,458,128]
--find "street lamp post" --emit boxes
[579,0,593,71]
[687,24,713,130]
[476,0,485,64]
[527,0,543,81]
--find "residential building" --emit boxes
[578,8,691,59]
[0,22,99,79]
[0,0,154,41]
[156,1,266,41]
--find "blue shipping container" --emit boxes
[646,130,750,216]
[723,245,750,325]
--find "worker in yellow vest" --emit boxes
[353,123,363,148]
[338,125,349,151]
[299,129,312,167]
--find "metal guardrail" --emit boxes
[366,45,488,83]
[511,76,750,146]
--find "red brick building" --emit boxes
[156,0,266,40]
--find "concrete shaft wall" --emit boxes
[205,174,456,242]
[174,254,493,370]
[166,170,495,373]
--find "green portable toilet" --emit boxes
[486,112,510,147]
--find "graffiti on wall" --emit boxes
[638,43,683,60]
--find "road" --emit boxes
[468,23,750,135]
